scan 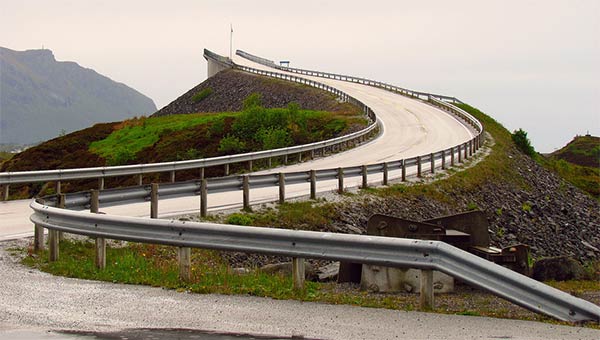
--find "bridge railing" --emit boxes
[236,50,462,104]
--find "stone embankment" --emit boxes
[332,146,600,263]
[153,69,350,116]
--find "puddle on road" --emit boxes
[1,328,321,340]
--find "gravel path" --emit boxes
[1,239,598,340]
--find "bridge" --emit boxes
[0,49,598,335]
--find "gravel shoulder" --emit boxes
[1,238,599,340]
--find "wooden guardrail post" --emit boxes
[337,168,344,194]
[298,153,302,163]
[48,228,59,262]
[224,164,230,176]
[430,153,435,174]
[267,158,272,168]
[401,159,406,182]
[310,170,316,199]
[56,181,61,195]
[34,223,44,252]
[248,160,253,172]
[417,156,422,178]
[441,150,446,170]
[242,175,250,210]
[362,165,368,189]
[292,257,305,291]
[138,174,143,186]
[469,140,474,157]
[278,173,285,204]
[2,184,9,201]
[178,247,191,282]
[200,179,207,217]
[150,183,159,219]
[420,269,434,311]
[170,170,176,183]
[382,162,388,186]
[199,167,205,180]
[91,190,105,269]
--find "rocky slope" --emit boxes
[153,69,348,116]
[331,145,600,263]
[0,47,156,145]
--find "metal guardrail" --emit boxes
[0,50,379,188]
[29,200,600,323]
[237,50,462,104]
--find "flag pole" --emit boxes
[229,24,233,60]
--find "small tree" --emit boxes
[512,128,536,157]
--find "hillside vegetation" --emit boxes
[541,135,599,199]
[1,71,364,198]
[0,47,156,145]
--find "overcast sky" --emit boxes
[1,0,598,152]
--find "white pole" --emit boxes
[230,24,233,60]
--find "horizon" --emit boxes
[0,0,598,152]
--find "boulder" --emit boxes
[532,256,585,281]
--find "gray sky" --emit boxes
[1,0,598,152]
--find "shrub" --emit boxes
[243,92,263,110]
[218,135,246,154]
[512,128,536,157]
[226,213,254,226]
[191,87,213,103]
[257,128,292,150]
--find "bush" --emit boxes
[191,87,213,103]
[218,135,246,154]
[243,92,262,110]
[257,128,292,150]
[512,128,536,157]
[226,213,254,226]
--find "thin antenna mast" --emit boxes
[229,24,233,60]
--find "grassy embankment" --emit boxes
[19,103,599,325]
[2,92,366,198]
[540,135,600,200]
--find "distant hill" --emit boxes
[549,135,600,168]
[543,135,599,199]
[0,47,156,145]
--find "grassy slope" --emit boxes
[542,135,600,199]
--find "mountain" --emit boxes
[0,47,157,145]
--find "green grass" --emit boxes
[222,201,338,231]
[20,239,600,327]
[540,157,599,199]
[191,87,213,103]
[90,113,236,165]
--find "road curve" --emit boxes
[1,51,476,239]
[234,54,475,171]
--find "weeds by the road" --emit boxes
[19,239,600,329]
